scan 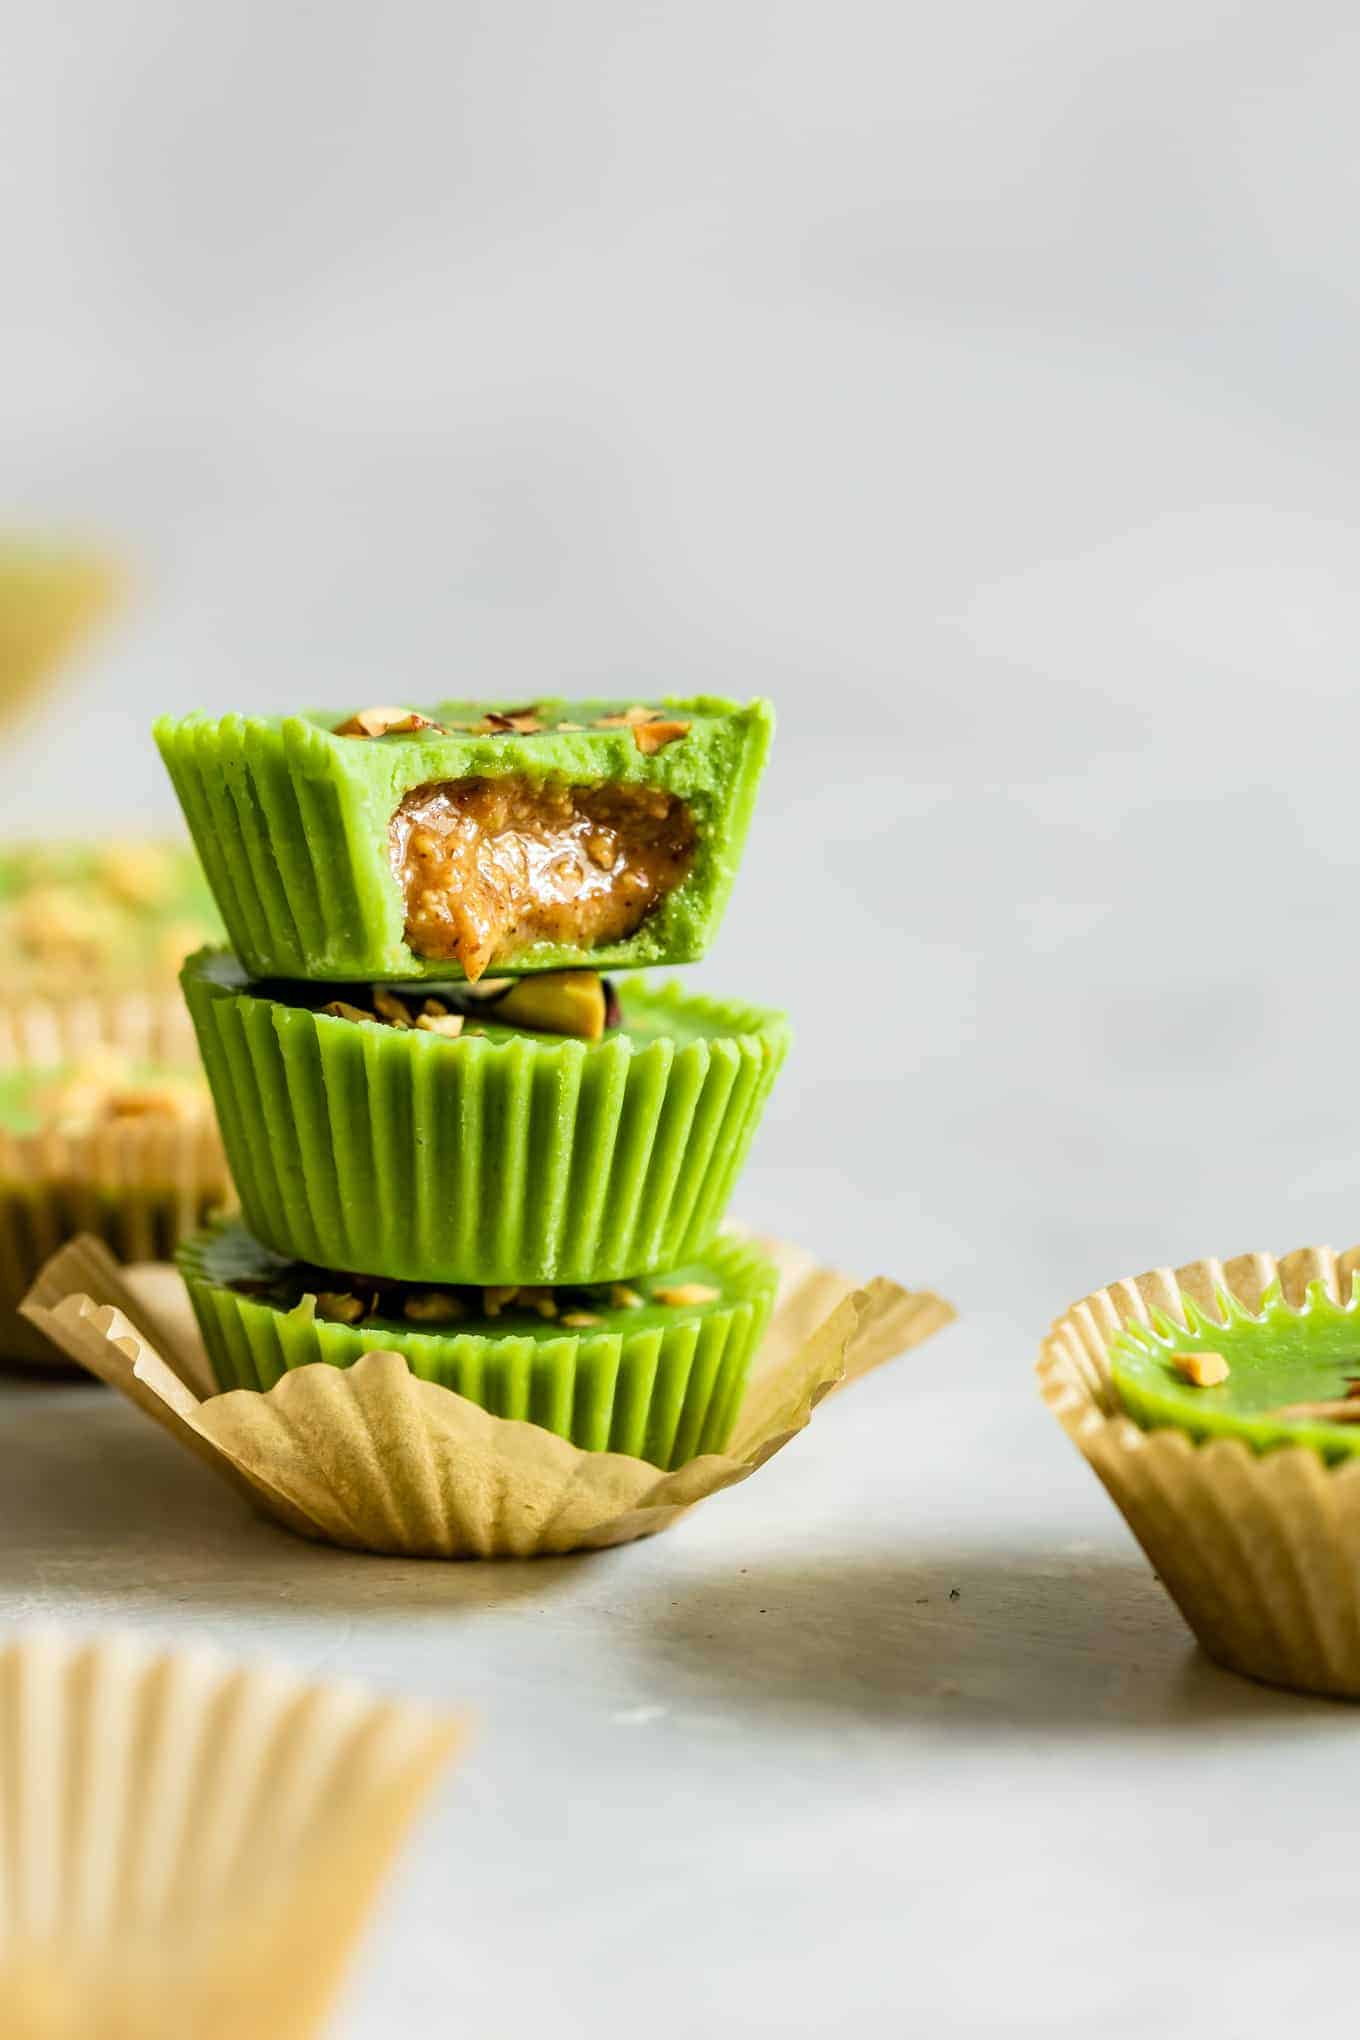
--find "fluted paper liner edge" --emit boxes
[22,1234,955,1558]
[0,991,230,1372]
[1039,1240,1360,1699]
[0,1630,462,2040]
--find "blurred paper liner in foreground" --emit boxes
[23,1235,955,1560]
[1040,1241,1360,1701]
[0,538,119,730]
[0,1631,462,2040]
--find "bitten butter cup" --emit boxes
[0,997,231,1372]
[23,1234,955,1560]
[154,697,773,983]
[181,1225,779,1471]
[182,949,789,1288]
[1039,1242,1360,1701]
[0,1632,460,2040]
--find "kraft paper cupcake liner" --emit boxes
[22,1233,955,1559]
[180,1225,778,1470]
[0,1631,461,2040]
[0,987,199,1071]
[155,697,772,982]
[183,949,788,1286]
[0,839,221,1005]
[0,997,231,1373]
[1038,1240,1360,1700]
[0,538,119,736]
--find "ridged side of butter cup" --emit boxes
[0,997,231,1370]
[182,954,789,1287]
[157,712,371,987]
[179,1230,777,1469]
[156,703,774,982]
[1038,1241,1360,1700]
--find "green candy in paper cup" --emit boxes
[23,1234,955,1559]
[180,1221,778,1470]
[1040,1240,1360,1700]
[180,949,789,1289]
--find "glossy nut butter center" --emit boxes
[390,776,697,980]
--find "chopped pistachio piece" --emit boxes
[494,971,607,1042]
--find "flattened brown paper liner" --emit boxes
[1039,1241,1360,1701]
[0,1631,462,2039]
[22,1235,955,1559]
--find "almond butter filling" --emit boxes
[390,776,697,980]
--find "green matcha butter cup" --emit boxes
[182,949,789,1288]
[1039,1240,1360,1701]
[154,696,772,982]
[179,1222,778,1469]
[0,1000,231,1370]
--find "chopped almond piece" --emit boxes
[1171,1350,1230,1388]
[373,988,413,1028]
[483,1286,520,1318]
[476,705,544,735]
[1267,1398,1360,1423]
[323,1000,374,1025]
[334,705,436,738]
[653,1283,720,1308]
[315,1292,365,1325]
[403,1291,467,1324]
[561,1310,602,1328]
[416,1012,464,1038]
[633,718,690,756]
[594,705,655,728]
[422,997,449,1016]
[610,1285,644,1310]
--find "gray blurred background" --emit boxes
[8,0,1360,1337]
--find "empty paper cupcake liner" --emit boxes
[1039,1240,1360,1700]
[23,1233,955,1559]
[182,949,789,1287]
[181,1226,778,1470]
[0,996,231,1371]
[0,1630,461,2040]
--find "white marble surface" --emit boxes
[4,1331,1355,2040]
[8,1,1360,2030]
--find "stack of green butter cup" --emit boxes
[155,696,788,1471]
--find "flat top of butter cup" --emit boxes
[274,694,753,744]
[187,947,790,1057]
[185,1220,777,1347]
[1112,1282,1360,1463]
